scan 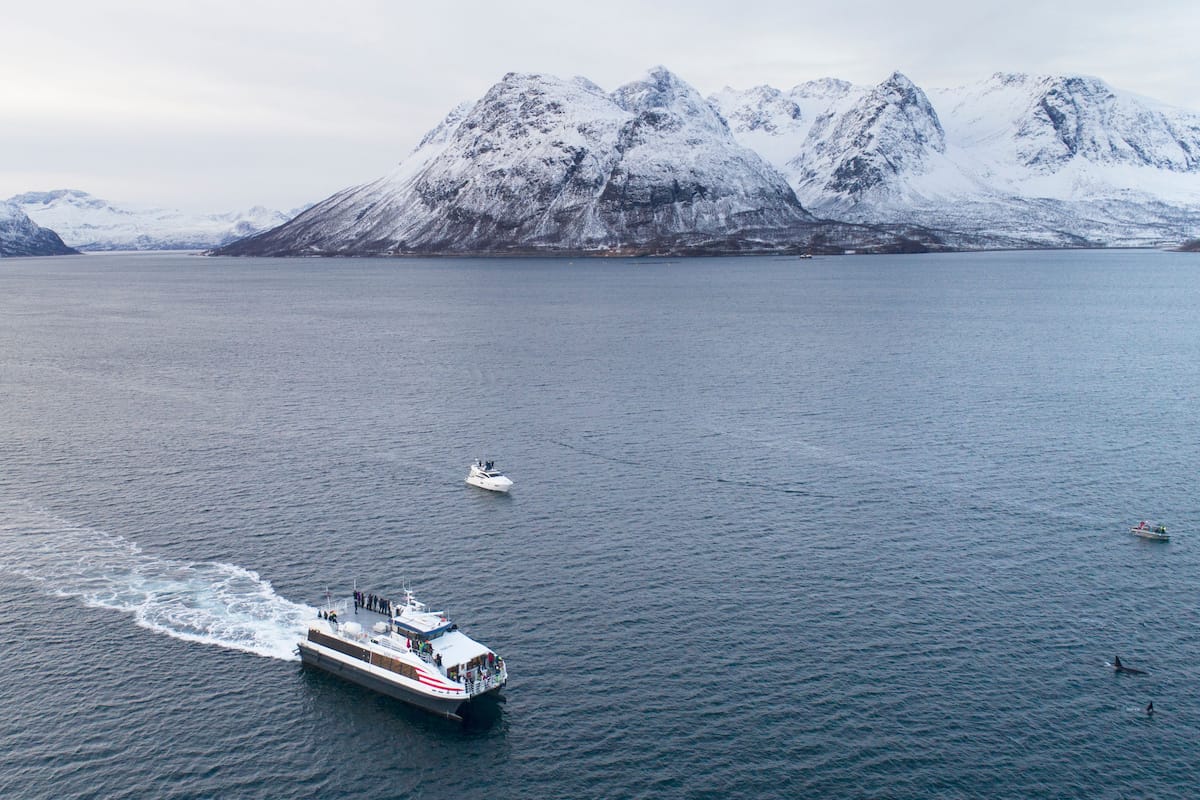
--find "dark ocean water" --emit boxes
[1,249,1197,799]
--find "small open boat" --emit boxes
[1130,521,1169,541]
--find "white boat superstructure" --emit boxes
[466,460,513,493]
[297,588,507,720]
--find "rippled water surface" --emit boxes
[1,250,1198,799]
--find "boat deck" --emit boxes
[326,596,387,628]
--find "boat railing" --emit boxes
[460,666,507,696]
[400,639,437,663]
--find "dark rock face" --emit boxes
[794,71,946,200]
[1016,75,1200,172]
[218,68,817,257]
[0,203,77,257]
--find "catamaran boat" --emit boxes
[297,587,507,720]
[466,460,513,493]
[1130,521,1169,541]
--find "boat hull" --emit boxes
[465,476,512,493]
[298,640,469,720]
[1131,530,1169,541]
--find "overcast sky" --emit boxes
[3,0,1197,213]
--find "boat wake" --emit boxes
[0,501,313,661]
[549,436,832,498]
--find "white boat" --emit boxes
[1130,521,1169,541]
[466,460,513,493]
[297,588,507,720]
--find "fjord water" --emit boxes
[1,250,1197,799]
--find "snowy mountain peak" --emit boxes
[458,71,616,146]
[791,78,858,101]
[790,70,946,204]
[10,189,116,212]
[613,66,730,135]
[613,66,689,108]
[415,101,473,151]
[709,85,803,135]
[988,71,1030,87]
[878,71,937,113]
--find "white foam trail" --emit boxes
[0,501,314,660]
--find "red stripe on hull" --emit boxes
[416,673,463,692]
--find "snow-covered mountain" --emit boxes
[10,190,293,251]
[0,202,77,257]
[213,66,1200,256]
[712,72,1200,247]
[219,68,828,257]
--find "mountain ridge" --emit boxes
[10,190,294,251]
[714,70,1200,247]
[201,65,1200,256]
